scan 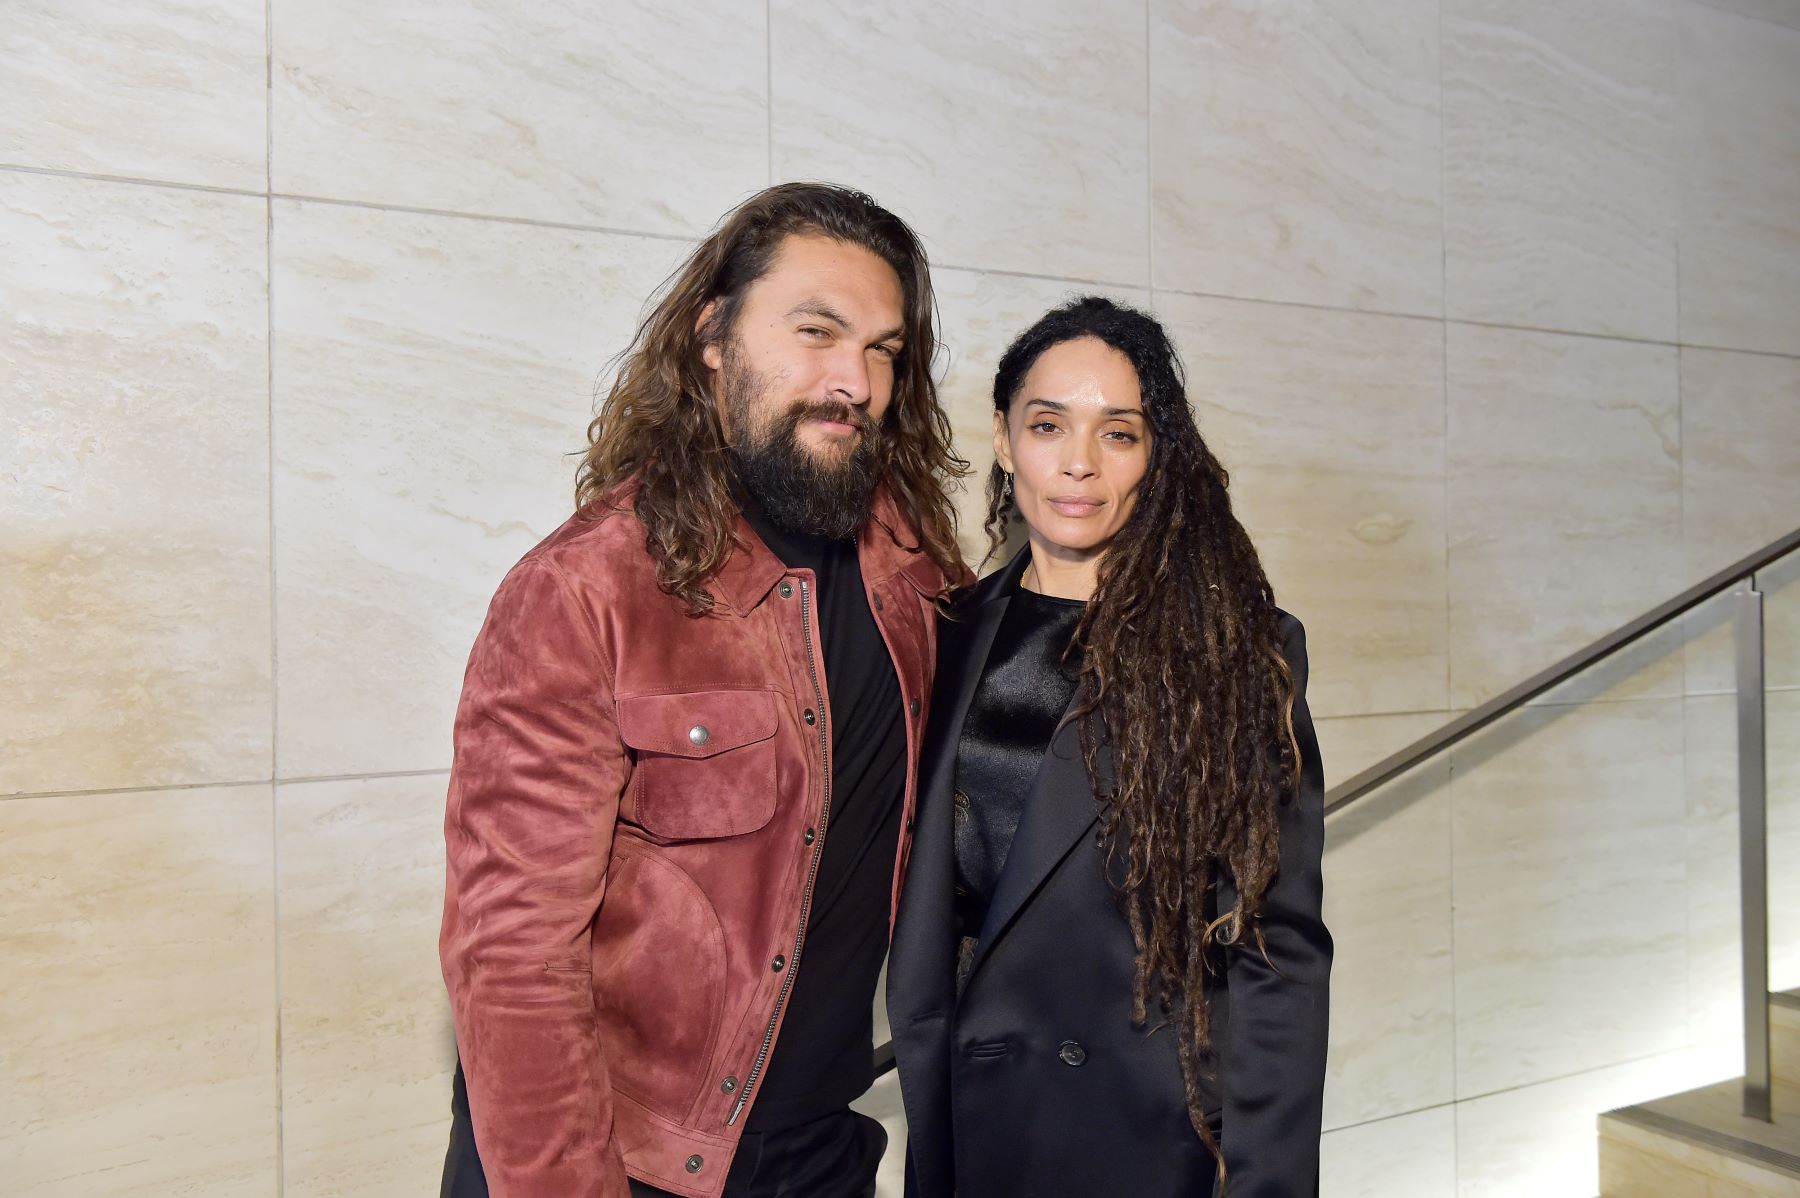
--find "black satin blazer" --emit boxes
[885,548,1332,1198]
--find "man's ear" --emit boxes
[991,408,1015,474]
[697,299,723,371]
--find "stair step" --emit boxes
[1600,1078,1800,1197]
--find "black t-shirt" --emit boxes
[738,491,908,1132]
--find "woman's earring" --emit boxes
[1002,472,1014,504]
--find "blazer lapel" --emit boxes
[907,551,1026,862]
[965,687,1111,982]
[888,548,1029,1022]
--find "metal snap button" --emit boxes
[908,698,920,717]
[771,954,787,971]
[720,1075,737,1094]
[1058,1040,1087,1067]
[778,581,793,599]
[803,709,816,726]
[688,725,710,747]
[685,1154,704,1173]
[803,827,816,845]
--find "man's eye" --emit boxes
[872,344,899,359]
[799,326,829,339]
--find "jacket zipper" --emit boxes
[728,576,831,1125]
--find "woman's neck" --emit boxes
[1021,535,1101,601]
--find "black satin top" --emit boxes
[952,582,1086,984]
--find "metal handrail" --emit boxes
[1325,526,1800,817]
[1738,579,1772,1120]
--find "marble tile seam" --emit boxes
[1689,0,1800,36]
[264,3,286,1187]
[1324,1096,1458,1138]
[1437,0,1460,1116]
[764,0,773,188]
[0,160,265,199]
[10,682,1769,810]
[1328,1044,1716,1139]
[0,768,453,804]
[0,160,697,243]
[7,156,1800,369]
[1144,0,1154,302]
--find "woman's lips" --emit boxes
[1046,496,1104,517]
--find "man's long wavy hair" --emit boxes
[575,182,966,612]
[984,297,1300,1178]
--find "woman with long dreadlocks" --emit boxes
[886,296,1331,1197]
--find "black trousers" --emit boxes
[441,1061,886,1198]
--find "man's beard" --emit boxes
[721,345,886,541]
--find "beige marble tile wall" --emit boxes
[3,1,1798,1196]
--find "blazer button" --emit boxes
[685,1155,704,1173]
[1058,1040,1088,1067]
[687,725,710,747]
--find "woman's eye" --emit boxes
[1104,429,1140,444]
[1029,421,1060,434]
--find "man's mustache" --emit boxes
[784,400,878,436]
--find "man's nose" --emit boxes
[825,346,874,407]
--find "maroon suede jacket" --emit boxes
[439,487,955,1198]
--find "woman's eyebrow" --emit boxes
[1022,397,1144,418]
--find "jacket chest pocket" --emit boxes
[617,688,780,841]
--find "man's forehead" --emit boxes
[756,234,903,311]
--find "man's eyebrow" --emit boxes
[784,300,906,346]
[785,300,850,328]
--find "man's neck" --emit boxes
[733,476,847,571]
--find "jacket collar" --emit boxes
[712,485,953,617]
[961,541,1031,611]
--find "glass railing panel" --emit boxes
[1318,554,1800,1198]
[1677,548,1799,1059]
[1317,733,1457,1194]
[1758,550,1800,999]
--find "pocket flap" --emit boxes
[617,689,779,759]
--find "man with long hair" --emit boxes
[439,183,967,1198]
